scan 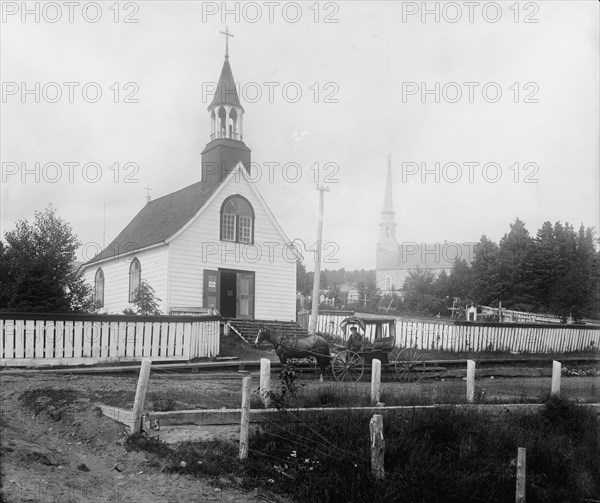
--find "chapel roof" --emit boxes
[85,182,217,265]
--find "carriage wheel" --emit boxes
[395,348,426,383]
[332,351,364,382]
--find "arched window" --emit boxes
[94,268,104,308]
[385,276,392,291]
[129,258,141,302]
[220,195,254,244]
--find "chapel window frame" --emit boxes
[220,195,255,244]
[94,268,105,308]
[129,258,141,302]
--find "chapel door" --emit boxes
[236,273,254,319]
[219,271,237,318]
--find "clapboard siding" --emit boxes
[83,247,169,314]
[168,174,296,320]
[0,313,220,367]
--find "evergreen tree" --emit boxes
[469,235,501,306]
[1,205,94,313]
[495,218,537,311]
[548,222,579,320]
[448,258,472,301]
[583,227,600,319]
[530,221,557,311]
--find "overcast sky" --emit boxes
[1,1,598,271]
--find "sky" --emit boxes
[1,1,598,271]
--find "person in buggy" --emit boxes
[346,326,365,351]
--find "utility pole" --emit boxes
[309,184,330,336]
[102,198,106,248]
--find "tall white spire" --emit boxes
[379,154,397,247]
[382,154,394,215]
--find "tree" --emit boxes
[467,220,599,320]
[469,235,501,306]
[0,242,9,308]
[124,280,162,315]
[1,205,94,313]
[296,260,312,296]
[495,218,537,311]
[547,223,599,321]
[531,221,558,311]
[447,259,472,301]
[402,268,445,316]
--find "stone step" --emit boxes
[225,318,308,345]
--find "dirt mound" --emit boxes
[0,375,281,503]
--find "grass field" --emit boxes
[124,397,600,503]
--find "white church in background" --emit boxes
[375,157,476,294]
[81,33,297,320]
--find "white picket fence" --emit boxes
[309,311,600,353]
[307,310,354,336]
[479,305,565,324]
[0,313,221,367]
[398,320,600,353]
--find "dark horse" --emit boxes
[255,327,331,378]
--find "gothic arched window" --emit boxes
[220,195,254,244]
[94,268,104,308]
[129,258,141,302]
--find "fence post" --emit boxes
[370,414,385,480]
[131,358,152,434]
[371,359,381,405]
[239,375,251,460]
[551,360,561,397]
[260,358,271,408]
[466,359,476,403]
[515,447,526,503]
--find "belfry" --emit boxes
[201,27,251,189]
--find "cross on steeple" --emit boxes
[145,185,152,203]
[220,26,234,58]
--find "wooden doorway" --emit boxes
[203,269,254,318]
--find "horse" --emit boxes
[255,327,331,379]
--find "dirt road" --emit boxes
[0,374,283,503]
[1,368,597,503]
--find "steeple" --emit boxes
[379,155,397,247]
[208,26,244,141]
[201,29,251,189]
[382,154,394,216]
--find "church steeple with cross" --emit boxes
[208,26,244,139]
[202,27,251,189]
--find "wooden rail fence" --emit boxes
[0,313,221,367]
